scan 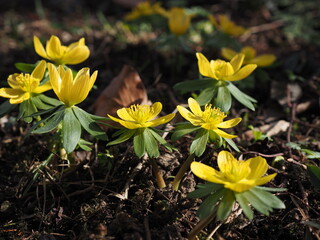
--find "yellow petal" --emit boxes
[31,60,46,80]
[118,120,141,129]
[221,48,237,61]
[177,105,195,123]
[223,64,257,81]
[253,173,277,186]
[250,55,276,67]
[7,74,21,89]
[0,88,24,99]
[149,102,162,120]
[196,53,214,78]
[224,180,256,192]
[217,150,238,173]
[213,128,237,139]
[33,36,48,59]
[219,62,234,77]
[46,36,62,61]
[230,53,244,72]
[246,156,268,179]
[216,117,242,128]
[117,108,134,121]
[62,45,90,65]
[191,162,226,184]
[108,114,123,124]
[10,92,30,104]
[33,81,52,94]
[241,46,256,60]
[188,98,202,116]
[148,113,175,127]
[48,63,62,101]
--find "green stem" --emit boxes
[171,153,195,191]
[187,208,217,240]
[149,157,166,189]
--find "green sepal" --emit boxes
[62,107,82,154]
[196,87,216,106]
[107,129,136,146]
[307,165,320,189]
[214,85,232,112]
[188,182,224,199]
[173,78,216,94]
[217,189,235,221]
[133,128,146,158]
[143,128,160,158]
[15,62,36,73]
[18,99,37,123]
[32,108,65,134]
[198,188,226,219]
[0,100,17,117]
[227,82,256,111]
[72,106,108,140]
[149,128,176,152]
[208,130,223,148]
[171,123,200,141]
[190,129,209,157]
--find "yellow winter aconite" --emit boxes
[48,63,97,107]
[209,14,247,36]
[159,7,193,36]
[34,35,90,65]
[125,1,165,20]
[191,150,277,192]
[0,60,51,104]
[196,52,257,81]
[177,98,241,139]
[108,102,175,129]
[221,46,276,67]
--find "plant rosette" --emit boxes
[188,151,286,221]
[107,102,176,158]
[172,98,241,156]
[174,52,257,112]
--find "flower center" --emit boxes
[128,105,154,124]
[16,74,40,93]
[212,60,234,79]
[201,104,226,126]
[223,161,250,182]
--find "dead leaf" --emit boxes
[112,0,146,8]
[91,65,149,128]
[243,120,290,140]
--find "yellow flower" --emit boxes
[0,60,51,104]
[177,98,241,139]
[209,14,247,36]
[160,7,192,36]
[125,1,165,20]
[48,63,97,107]
[34,35,90,65]
[108,102,175,129]
[196,52,257,81]
[221,46,276,67]
[191,150,277,192]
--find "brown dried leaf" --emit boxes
[91,65,149,128]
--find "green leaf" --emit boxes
[214,86,232,112]
[0,100,16,117]
[240,189,273,216]
[171,123,200,141]
[32,109,64,134]
[224,138,240,152]
[38,94,62,106]
[133,128,145,158]
[250,187,286,209]
[72,106,108,140]
[307,165,320,189]
[143,128,160,158]
[107,129,136,146]
[198,188,226,219]
[149,128,175,152]
[188,182,224,198]
[174,79,216,94]
[235,192,254,219]
[190,129,209,157]
[18,99,37,123]
[255,186,287,192]
[227,82,256,111]
[196,87,216,106]
[31,95,55,110]
[217,189,235,221]
[302,149,320,159]
[62,108,82,154]
[15,62,36,73]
